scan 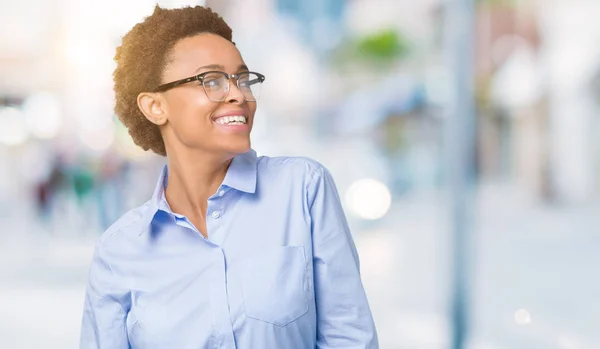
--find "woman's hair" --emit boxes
[114,5,233,156]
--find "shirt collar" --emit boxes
[222,148,258,194]
[137,149,258,233]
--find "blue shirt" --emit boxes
[80,150,378,348]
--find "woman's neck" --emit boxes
[164,149,233,216]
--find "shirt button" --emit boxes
[211,211,221,219]
[218,190,225,197]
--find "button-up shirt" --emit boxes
[79,149,378,348]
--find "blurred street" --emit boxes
[2,181,599,348]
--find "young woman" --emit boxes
[80,5,378,348]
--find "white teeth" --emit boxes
[215,115,247,125]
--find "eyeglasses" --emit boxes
[153,71,265,102]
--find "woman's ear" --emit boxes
[137,92,168,125]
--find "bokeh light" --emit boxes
[0,106,28,146]
[22,92,63,139]
[514,309,532,325]
[345,178,392,220]
[79,122,115,152]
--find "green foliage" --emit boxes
[330,28,410,69]
[356,29,409,61]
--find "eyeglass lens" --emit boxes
[202,72,262,102]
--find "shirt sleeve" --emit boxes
[79,243,131,349]
[308,165,379,349]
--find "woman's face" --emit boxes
[158,33,256,157]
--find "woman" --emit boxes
[80,5,378,348]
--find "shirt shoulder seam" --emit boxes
[99,202,150,247]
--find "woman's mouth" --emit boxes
[214,115,247,125]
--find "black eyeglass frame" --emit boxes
[153,70,266,101]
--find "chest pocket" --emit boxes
[240,246,309,326]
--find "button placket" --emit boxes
[206,200,224,244]
[209,247,236,348]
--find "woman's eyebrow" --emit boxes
[194,64,249,73]
[194,64,224,73]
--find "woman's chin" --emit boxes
[220,140,251,155]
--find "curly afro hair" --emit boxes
[113,5,233,156]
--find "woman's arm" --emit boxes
[308,165,379,349]
[80,243,131,349]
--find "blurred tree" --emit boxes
[357,30,407,62]
[330,28,411,71]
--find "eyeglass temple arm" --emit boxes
[154,76,201,92]
[243,75,265,86]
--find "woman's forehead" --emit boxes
[168,33,243,71]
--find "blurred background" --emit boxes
[1,0,600,347]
